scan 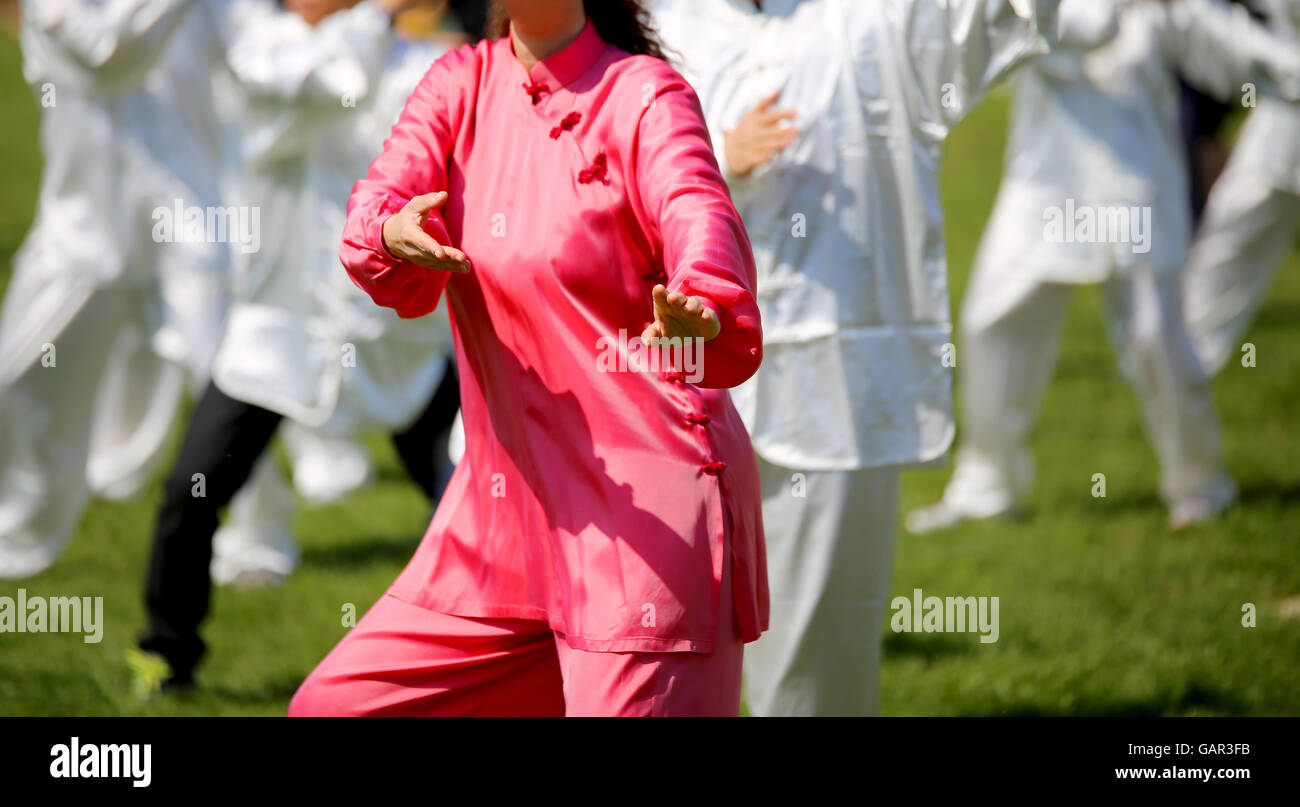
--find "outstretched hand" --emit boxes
[641,284,721,345]
[381,192,472,273]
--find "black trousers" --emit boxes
[139,369,460,681]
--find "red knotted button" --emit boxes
[578,152,608,184]
[685,413,711,427]
[523,81,549,105]
[700,461,728,475]
[550,111,582,139]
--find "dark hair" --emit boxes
[487,0,668,61]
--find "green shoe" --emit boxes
[126,648,191,700]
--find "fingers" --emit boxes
[757,122,799,145]
[751,128,799,165]
[440,246,472,267]
[406,191,449,215]
[752,89,797,127]
[405,228,471,273]
[651,284,671,340]
[652,285,696,316]
[382,192,472,273]
[753,90,783,112]
[766,121,800,139]
[647,284,720,342]
[759,108,799,126]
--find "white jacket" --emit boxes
[302,39,455,434]
[208,0,453,430]
[1,0,198,387]
[652,0,1058,471]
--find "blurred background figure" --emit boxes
[1184,0,1300,374]
[209,0,470,587]
[0,0,459,589]
[0,0,202,579]
[133,0,460,692]
[653,0,1061,716]
[905,0,1300,537]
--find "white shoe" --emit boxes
[905,499,1021,535]
[904,501,967,534]
[286,430,373,504]
[211,525,299,587]
[222,568,287,589]
[1169,483,1236,532]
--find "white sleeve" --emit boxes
[886,0,1059,134]
[1157,0,1300,103]
[1054,0,1126,51]
[1031,0,1127,82]
[22,0,195,86]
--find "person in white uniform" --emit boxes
[135,0,454,690]
[209,0,463,587]
[1183,0,1300,374]
[0,0,357,586]
[652,0,1063,716]
[906,0,1300,537]
[0,0,204,579]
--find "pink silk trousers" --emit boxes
[289,524,742,717]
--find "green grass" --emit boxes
[2,28,1298,715]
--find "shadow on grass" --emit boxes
[1250,300,1300,331]
[966,681,1247,716]
[1235,480,1300,508]
[882,629,975,660]
[1039,479,1300,523]
[198,672,304,708]
[299,534,422,570]
[1052,488,1164,518]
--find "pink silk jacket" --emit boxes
[341,20,767,653]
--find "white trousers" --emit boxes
[943,265,1231,515]
[743,457,900,716]
[0,283,311,581]
[0,286,181,577]
[1183,168,1300,374]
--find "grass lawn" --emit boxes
[1,27,1298,715]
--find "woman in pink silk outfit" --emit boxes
[289,0,766,716]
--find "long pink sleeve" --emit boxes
[339,45,475,319]
[634,74,763,390]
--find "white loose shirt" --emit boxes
[208,0,453,430]
[652,0,1057,471]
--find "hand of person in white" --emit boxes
[723,90,799,177]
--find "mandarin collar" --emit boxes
[511,17,608,91]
